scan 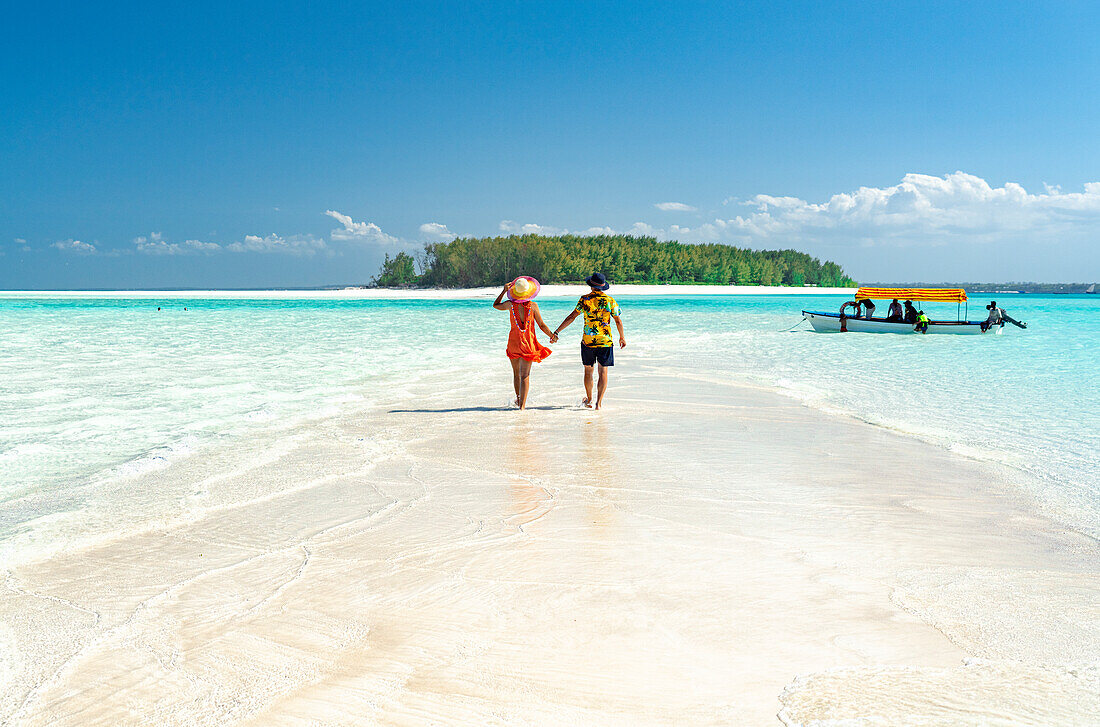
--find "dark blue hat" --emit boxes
[585,272,610,290]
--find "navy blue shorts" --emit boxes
[581,344,614,367]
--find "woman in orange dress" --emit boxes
[493,278,557,409]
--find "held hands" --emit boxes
[549,332,559,344]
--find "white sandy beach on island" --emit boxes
[2,344,1098,726]
[0,284,857,300]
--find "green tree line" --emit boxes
[372,234,855,288]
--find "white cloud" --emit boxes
[227,233,326,255]
[484,172,1100,279]
[690,172,1100,249]
[33,173,1097,280]
[499,220,667,239]
[183,239,221,253]
[51,239,96,254]
[325,210,400,244]
[654,202,697,212]
[499,220,567,236]
[625,222,663,237]
[133,233,170,254]
[419,222,457,242]
[538,173,1100,253]
[541,172,1100,279]
[133,232,221,255]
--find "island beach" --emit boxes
[1,293,1096,725]
[6,2,1100,723]
[0,284,860,300]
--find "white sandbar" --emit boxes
[1,367,1096,725]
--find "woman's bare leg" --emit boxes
[517,359,533,409]
[510,358,523,406]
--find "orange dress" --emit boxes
[506,302,552,362]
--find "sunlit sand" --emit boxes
[2,366,1097,725]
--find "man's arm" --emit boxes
[554,310,580,335]
[613,314,626,348]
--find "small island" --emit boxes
[372,234,856,288]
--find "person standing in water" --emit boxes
[838,299,860,332]
[493,278,557,410]
[552,273,625,410]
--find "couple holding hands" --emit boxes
[493,272,626,411]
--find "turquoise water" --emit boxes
[1,292,1097,562]
[637,293,1099,534]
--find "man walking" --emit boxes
[553,273,626,410]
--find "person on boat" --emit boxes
[861,299,876,319]
[981,300,1004,331]
[493,278,558,409]
[886,298,904,322]
[552,272,625,410]
[903,300,918,324]
[915,310,930,334]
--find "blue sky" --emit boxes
[3,1,1098,287]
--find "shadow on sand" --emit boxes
[389,406,573,413]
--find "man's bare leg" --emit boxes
[594,365,609,410]
[582,365,595,407]
[517,359,532,409]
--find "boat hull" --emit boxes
[802,311,1000,335]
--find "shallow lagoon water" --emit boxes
[631,293,1100,535]
[0,292,1097,564]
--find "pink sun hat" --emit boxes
[506,276,541,302]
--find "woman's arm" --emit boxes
[532,303,558,342]
[492,284,512,311]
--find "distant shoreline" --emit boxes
[3,283,1093,299]
[4,282,1095,297]
[0,284,860,299]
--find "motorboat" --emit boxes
[802,287,1000,334]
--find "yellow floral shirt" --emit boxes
[575,292,621,347]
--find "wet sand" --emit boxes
[2,366,1097,725]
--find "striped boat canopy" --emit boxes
[855,287,968,302]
